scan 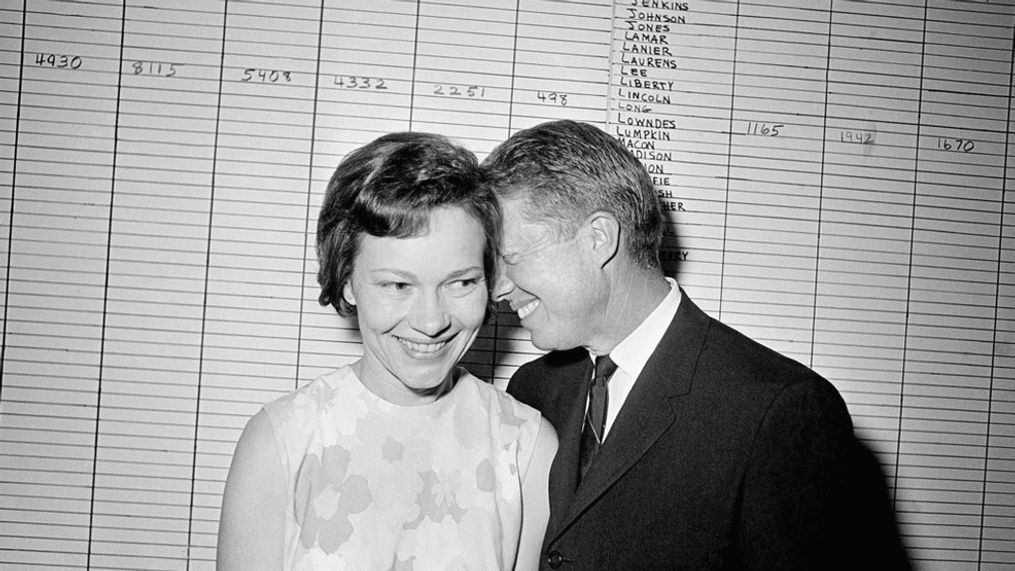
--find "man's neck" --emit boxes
[587,265,672,355]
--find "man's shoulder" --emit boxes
[691,312,850,419]
[515,347,588,377]
[507,348,587,409]
[661,293,843,403]
[704,317,826,382]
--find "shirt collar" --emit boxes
[591,277,681,381]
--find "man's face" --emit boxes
[494,198,601,352]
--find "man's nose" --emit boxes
[492,265,515,302]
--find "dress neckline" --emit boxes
[338,364,466,416]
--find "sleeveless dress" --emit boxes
[262,365,548,570]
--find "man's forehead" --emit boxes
[499,199,536,237]
[498,196,529,218]
[500,219,541,251]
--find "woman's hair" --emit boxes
[481,120,663,270]
[316,132,499,319]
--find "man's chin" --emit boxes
[526,332,552,351]
[528,332,567,353]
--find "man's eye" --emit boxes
[381,282,411,291]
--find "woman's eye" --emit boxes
[381,281,411,291]
[447,277,482,294]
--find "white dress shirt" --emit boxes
[590,277,682,440]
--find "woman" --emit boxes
[217,132,557,569]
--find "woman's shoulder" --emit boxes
[453,368,546,429]
[453,371,558,477]
[262,366,354,432]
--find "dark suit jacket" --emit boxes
[508,292,908,570]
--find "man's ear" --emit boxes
[586,211,620,269]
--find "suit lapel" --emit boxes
[544,355,592,536]
[548,291,712,539]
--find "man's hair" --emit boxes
[316,131,499,318]
[481,120,663,269]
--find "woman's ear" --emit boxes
[342,282,356,307]
[586,211,620,269]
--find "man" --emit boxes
[482,120,908,569]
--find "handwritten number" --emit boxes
[746,122,782,137]
[936,137,975,153]
[242,68,292,83]
[131,61,178,77]
[432,84,485,98]
[537,91,569,106]
[840,130,875,145]
[333,75,389,90]
[34,53,82,69]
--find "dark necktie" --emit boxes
[577,354,617,486]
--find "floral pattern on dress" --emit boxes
[403,469,467,530]
[293,443,372,554]
[265,366,545,569]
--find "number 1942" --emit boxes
[840,130,874,144]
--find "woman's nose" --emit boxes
[409,292,452,336]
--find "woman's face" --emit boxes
[343,206,488,405]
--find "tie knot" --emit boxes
[594,354,617,381]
